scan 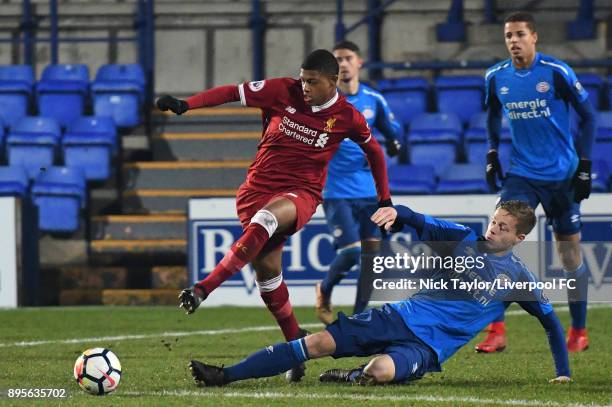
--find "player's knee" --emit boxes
[363,355,395,383]
[250,209,278,237]
[304,331,336,358]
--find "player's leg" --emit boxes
[551,199,588,352]
[317,199,361,324]
[194,196,297,298]
[252,247,303,342]
[320,309,438,385]
[353,198,383,314]
[189,330,337,387]
[476,175,539,353]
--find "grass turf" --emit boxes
[0,304,610,406]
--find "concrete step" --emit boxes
[123,161,249,190]
[151,266,188,289]
[59,267,129,289]
[153,107,262,133]
[121,188,236,214]
[89,239,186,266]
[60,289,103,305]
[91,214,186,240]
[102,289,178,306]
[152,131,260,161]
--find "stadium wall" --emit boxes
[0,197,21,308]
[0,1,609,95]
[188,194,612,307]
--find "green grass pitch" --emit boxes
[0,304,610,406]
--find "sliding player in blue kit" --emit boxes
[188,200,571,386]
[477,11,596,353]
[316,41,402,324]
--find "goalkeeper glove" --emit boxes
[572,159,591,203]
[486,150,504,191]
[156,95,189,115]
[178,285,207,314]
[384,138,401,157]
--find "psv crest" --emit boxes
[324,117,337,132]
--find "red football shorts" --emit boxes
[235,184,320,253]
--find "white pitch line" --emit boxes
[119,390,610,407]
[0,323,321,348]
[1,304,611,349]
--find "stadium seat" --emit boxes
[91,64,145,127]
[6,117,61,178]
[436,164,489,194]
[0,65,34,128]
[576,73,603,110]
[593,111,612,166]
[408,113,461,176]
[36,64,89,128]
[31,166,86,232]
[591,160,609,192]
[0,165,29,197]
[63,116,117,181]
[388,164,436,194]
[464,112,512,166]
[434,75,485,124]
[377,77,429,126]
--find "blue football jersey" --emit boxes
[485,53,589,181]
[389,214,553,365]
[323,83,401,199]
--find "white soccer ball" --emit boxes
[73,348,122,395]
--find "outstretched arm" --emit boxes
[156,85,241,115]
[518,301,571,380]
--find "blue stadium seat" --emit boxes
[388,164,436,194]
[436,164,489,194]
[31,166,85,232]
[576,73,603,110]
[591,160,609,192]
[63,116,117,181]
[593,111,612,166]
[6,117,61,178]
[434,75,485,124]
[36,64,89,128]
[408,113,461,176]
[0,165,29,197]
[464,112,512,166]
[377,77,429,126]
[91,64,145,127]
[0,65,34,128]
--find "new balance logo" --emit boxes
[285,106,296,114]
[315,132,329,148]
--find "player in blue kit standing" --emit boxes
[187,200,572,386]
[477,12,596,353]
[315,41,402,324]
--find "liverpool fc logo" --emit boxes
[324,117,337,132]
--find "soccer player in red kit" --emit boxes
[156,49,392,382]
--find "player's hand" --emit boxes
[156,95,189,115]
[371,206,399,231]
[384,138,401,157]
[178,286,205,314]
[572,159,591,203]
[548,376,572,384]
[486,150,504,191]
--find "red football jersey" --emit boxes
[237,77,382,202]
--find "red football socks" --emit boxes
[260,280,301,341]
[197,222,270,295]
